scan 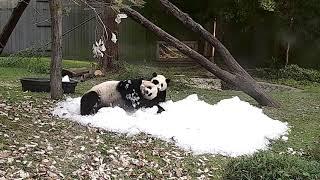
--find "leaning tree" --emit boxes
[76,0,280,107]
[121,0,280,107]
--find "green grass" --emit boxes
[224,152,320,180]
[0,60,320,179]
[0,57,92,74]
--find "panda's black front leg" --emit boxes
[156,105,165,114]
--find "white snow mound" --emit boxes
[52,94,289,157]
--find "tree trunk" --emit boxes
[160,0,252,78]
[158,0,279,107]
[122,7,280,108]
[49,0,63,99]
[0,0,31,54]
[101,6,118,73]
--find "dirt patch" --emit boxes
[179,78,222,91]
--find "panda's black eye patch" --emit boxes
[148,93,152,96]
[152,80,159,85]
[147,86,152,89]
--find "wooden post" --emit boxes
[285,17,294,67]
[49,0,63,99]
[211,19,216,62]
[0,0,31,54]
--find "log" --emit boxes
[0,0,31,54]
[62,68,90,77]
[122,7,280,107]
[49,0,63,99]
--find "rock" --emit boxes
[94,70,104,77]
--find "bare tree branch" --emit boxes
[0,0,31,54]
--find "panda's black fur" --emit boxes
[80,78,154,115]
[80,91,101,115]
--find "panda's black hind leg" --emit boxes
[80,91,100,115]
[156,105,165,114]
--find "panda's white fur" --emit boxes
[141,80,158,100]
[151,74,169,91]
[81,79,159,115]
[89,81,124,107]
[89,80,158,107]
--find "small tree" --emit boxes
[101,5,119,72]
[49,0,63,99]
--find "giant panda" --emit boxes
[151,72,170,102]
[80,78,158,115]
[139,72,170,113]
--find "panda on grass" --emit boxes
[80,78,162,115]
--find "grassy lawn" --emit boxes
[0,58,319,179]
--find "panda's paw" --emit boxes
[156,105,165,114]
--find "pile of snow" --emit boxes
[52,95,289,157]
[62,75,70,82]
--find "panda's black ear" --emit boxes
[137,78,143,85]
[166,78,171,84]
[152,72,157,77]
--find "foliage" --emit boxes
[0,57,92,74]
[275,0,320,41]
[224,152,320,180]
[254,64,320,83]
[305,138,320,162]
[260,0,276,11]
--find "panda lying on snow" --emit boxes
[80,73,170,115]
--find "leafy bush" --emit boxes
[224,152,320,180]
[0,56,28,68]
[305,138,320,162]
[279,65,320,82]
[254,64,320,83]
[0,56,92,74]
[27,58,50,74]
[0,56,50,73]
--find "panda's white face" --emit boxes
[140,80,158,100]
[151,75,168,91]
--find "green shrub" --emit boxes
[0,57,50,73]
[0,56,92,74]
[0,56,28,68]
[279,65,320,82]
[27,58,50,74]
[254,64,320,83]
[223,152,320,180]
